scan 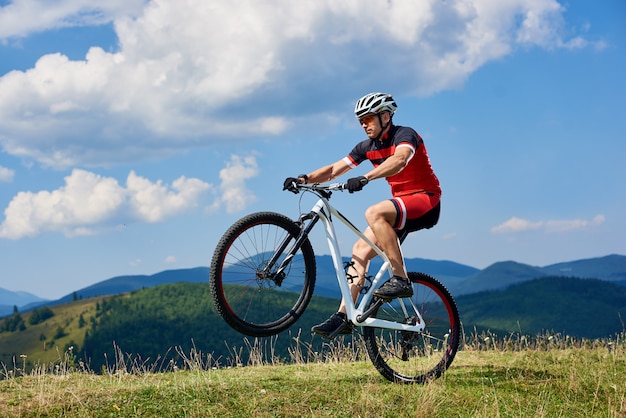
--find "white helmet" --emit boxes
[354,92,397,118]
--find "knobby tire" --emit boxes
[363,272,460,383]
[210,212,316,337]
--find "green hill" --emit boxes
[1,283,342,372]
[2,276,625,373]
[0,295,110,366]
[457,276,626,338]
[453,261,547,295]
[6,255,624,319]
[540,254,626,281]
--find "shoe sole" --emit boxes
[372,290,414,300]
[311,325,353,336]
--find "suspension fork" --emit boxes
[264,212,320,281]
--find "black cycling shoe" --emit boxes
[373,276,413,299]
[311,312,354,336]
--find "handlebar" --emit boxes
[298,182,347,192]
[296,182,346,199]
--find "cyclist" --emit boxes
[284,92,441,337]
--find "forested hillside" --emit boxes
[81,283,339,372]
[4,255,624,318]
[456,276,626,339]
[2,276,625,373]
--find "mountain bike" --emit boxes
[209,182,460,383]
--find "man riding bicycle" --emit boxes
[284,92,441,337]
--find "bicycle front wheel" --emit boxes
[363,272,460,383]
[210,212,316,337]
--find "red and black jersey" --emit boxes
[343,125,441,197]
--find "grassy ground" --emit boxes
[1,338,625,417]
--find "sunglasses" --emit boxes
[359,115,376,125]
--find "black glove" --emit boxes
[346,176,369,193]
[283,177,302,193]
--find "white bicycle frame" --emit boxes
[298,183,426,333]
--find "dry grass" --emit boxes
[1,331,625,417]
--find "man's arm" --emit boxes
[302,159,351,184]
[363,145,413,181]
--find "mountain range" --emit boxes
[2,254,625,317]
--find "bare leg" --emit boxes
[337,198,408,312]
[337,228,377,314]
[314,200,409,334]
[364,200,407,278]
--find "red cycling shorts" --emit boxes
[390,192,441,233]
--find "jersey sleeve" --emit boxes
[344,139,369,169]
[393,127,419,158]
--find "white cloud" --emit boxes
[212,155,259,214]
[0,0,596,168]
[0,168,211,239]
[126,171,210,223]
[0,169,126,238]
[164,255,176,263]
[0,154,258,239]
[442,232,458,240]
[492,214,605,234]
[491,217,543,233]
[0,0,146,39]
[544,214,605,233]
[0,165,14,182]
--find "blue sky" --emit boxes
[1,0,624,300]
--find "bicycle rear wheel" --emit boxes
[363,272,460,383]
[210,212,316,337]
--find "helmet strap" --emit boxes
[374,113,391,141]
